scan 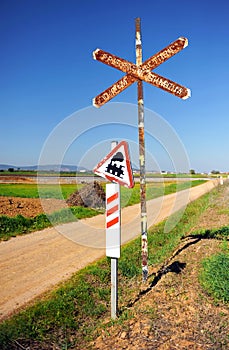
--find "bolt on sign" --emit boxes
[93,36,190,107]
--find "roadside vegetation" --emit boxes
[0,207,102,241]
[188,226,229,304]
[121,180,205,207]
[199,240,229,303]
[0,185,228,349]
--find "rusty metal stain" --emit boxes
[136,17,148,282]
[138,126,144,143]
[143,71,191,99]
[93,44,190,102]
[93,49,135,75]
[141,37,188,73]
[94,37,188,76]
[93,75,136,107]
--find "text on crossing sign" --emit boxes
[93,37,191,107]
[93,141,134,188]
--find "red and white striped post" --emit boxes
[106,141,120,319]
[106,184,121,258]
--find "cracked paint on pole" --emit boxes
[136,17,148,282]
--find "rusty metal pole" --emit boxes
[135,18,148,282]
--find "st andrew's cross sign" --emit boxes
[93,36,191,107]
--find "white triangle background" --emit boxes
[94,143,133,187]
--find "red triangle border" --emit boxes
[93,141,134,188]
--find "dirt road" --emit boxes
[0,180,219,320]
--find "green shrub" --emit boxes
[0,215,33,240]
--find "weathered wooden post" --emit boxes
[135,18,148,282]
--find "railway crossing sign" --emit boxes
[93,36,191,107]
[92,17,191,287]
[93,141,134,188]
[93,140,133,319]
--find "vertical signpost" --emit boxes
[107,141,119,319]
[93,18,191,283]
[136,18,148,281]
[106,181,120,319]
[94,140,134,318]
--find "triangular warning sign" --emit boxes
[93,141,134,188]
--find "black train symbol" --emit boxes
[106,152,124,178]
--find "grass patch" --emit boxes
[0,207,101,241]
[217,208,229,215]
[0,180,205,201]
[0,260,111,349]
[0,186,215,349]
[189,224,229,303]
[0,184,80,199]
[186,226,229,241]
[121,180,205,207]
[199,252,229,303]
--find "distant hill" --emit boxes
[0,164,16,170]
[0,164,89,172]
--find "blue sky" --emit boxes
[1,0,229,172]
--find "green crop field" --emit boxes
[0,180,205,202]
[0,183,80,199]
[0,180,206,241]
